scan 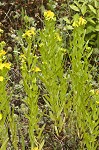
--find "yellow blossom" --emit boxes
[72,21,79,27]
[35,67,41,72]
[55,33,62,41]
[20,54,26,63]
[0,113,2,120]
[0,76,3,81]
[22,31,31,38]
[4,63,11,69]
[78,17,87,26]
[44,10,55,20]
[72,17,87,27]
[0,63,5,70]
[22,27,36,38]
[96,101,99,104]
[0,50,6,56]
[30,27,35,35]
[20,54,26,60]
[33,67,41,72]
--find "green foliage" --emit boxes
[38,14,68,135]
[20,28,44,149]
[70,22,99,149]
[69,0,99,48]
[0,40,11,149]
[0,1,99,149]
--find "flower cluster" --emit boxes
[0,62,11,82]
[0,50,6,56]
[0,42,11,82]
[72,16,87,27]
[32,66,41,72]
[22,27,36,39]
[20,53,26,63]
[44,10,55,20]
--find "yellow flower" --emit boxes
[22,31,31,38]
[33,67,41,72]
[72,21,79,27]
[20,54,26,63]
[20,54,26,60]
[30,27,36,35]
[0,50,6,56]
[72,17,87,27]
[96,101,99,104]
[44,10,55,20]
[0,113,2,120]
[22,27,36,38]
[0,76,3,81]
[78,17,87,26]
[55,33,62,41]
[4,63,11,69]
[0,63,5,70]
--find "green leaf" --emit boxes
[95,25,99,31]
[70,4,80,12]
[38,124,45,139]
[0,138,8,150]
[73,13,80,20]
[87,50,93,59]
[81,5,87,15]
[66,25,74,30]
[86,26,95,34]
[39,140,45,150]
[63,17,71,24]
[88,5,96,14]
[74,1,80,8]
[87,18,96,24]
[95,1,99,8]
